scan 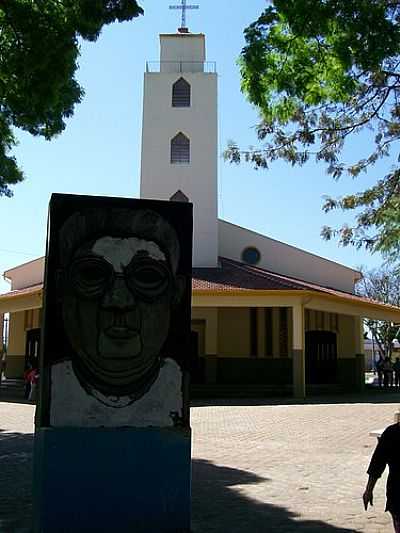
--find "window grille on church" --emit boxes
[171,133,190,164]
[172,78,191,107]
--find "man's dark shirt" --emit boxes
[367,423,400,514]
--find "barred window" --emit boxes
[171,133,190,164]
[172,78,191,107]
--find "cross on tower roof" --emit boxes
[169,0,199,33]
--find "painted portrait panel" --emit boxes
[37,194,192,429]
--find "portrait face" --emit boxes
[60,226,182,399]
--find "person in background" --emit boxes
[28,367,39,403]
[376,356,385,388]
[23,363,33,400]
[363,422,400,532]
[393,357,400,389]
[383,357,394,389]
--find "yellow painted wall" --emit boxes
[4,301,358,378]
[191,307,218,354]
[194,306,281,359]
[7,311,25,356]
[6,311,26,378]
[337,314,357,359]
[25,308,41,329]
[218,308,250,357]
[305,310,339,333]
[5,308,42,378]
[199,306,357,360]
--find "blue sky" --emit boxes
[0,0,389,293]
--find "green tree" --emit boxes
[224,0,400,260]
[356,265,400,359]
[0,0,143,197]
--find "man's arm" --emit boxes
[363,475,378,510]
[363,427,390,511]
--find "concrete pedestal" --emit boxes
[33,427,191,533]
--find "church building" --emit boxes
[1,22,400,398]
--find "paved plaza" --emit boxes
[0,393,399,532]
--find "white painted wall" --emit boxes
[1,222,359,294]
[4,257,45,290]
[218,220,360,293]
[140,34,218,267]
[160,33,205,73]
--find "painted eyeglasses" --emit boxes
[69,256,171,302]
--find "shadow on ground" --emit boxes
[2,390,399,408]
[0,430,362,533]
[192,390,400,408]
[192,459,361,533]
[0,430,33,533]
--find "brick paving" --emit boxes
[0,394,399,532]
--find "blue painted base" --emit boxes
[33,427,191,533]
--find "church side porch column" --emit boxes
[292,304,306,399]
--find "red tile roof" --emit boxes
[193,257,307,292]
[192,257,400,311]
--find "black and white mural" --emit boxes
[37,194,193,429]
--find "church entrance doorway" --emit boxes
[190,320,206,384]
[25,328,41,369]
[305,331,337,384]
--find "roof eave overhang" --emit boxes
[0,288,43,314]
[1,286,399,323]
[192,289,400,322]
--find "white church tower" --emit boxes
[140,8,218,267]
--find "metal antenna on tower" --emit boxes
[169,0,199,33]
